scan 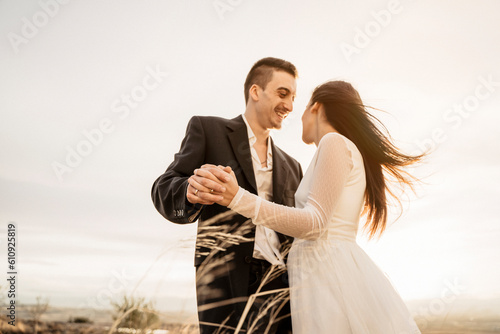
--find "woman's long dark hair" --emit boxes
[310,80,424,239]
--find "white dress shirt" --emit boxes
[241,115,285,266]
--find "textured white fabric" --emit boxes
[241,114,284,266]
[229,132,421,333]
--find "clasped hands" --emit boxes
[186,164,239,207]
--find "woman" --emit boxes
[214,80,422,333]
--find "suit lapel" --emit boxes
[271,137,289,205]
[226,116,291,203]
[271,138,294,246]
[227,116,258,194]
[227,117,293,247]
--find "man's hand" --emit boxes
[186,164,232,205]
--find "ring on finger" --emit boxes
[210,189,214,194]
[194,188,199,196]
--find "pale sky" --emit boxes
[1,0,499,319]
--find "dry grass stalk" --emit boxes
[191,210,295,333]
[195,211,254,302]
[110,210,292,333]
[249,289,290,334]
[107,306,161,334]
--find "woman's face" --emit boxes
[301,101,316,144]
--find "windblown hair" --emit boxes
[310,80,425,239]
[244,57,298,104]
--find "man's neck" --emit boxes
[243,112,270,144]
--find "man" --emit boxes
[151,57,302,333]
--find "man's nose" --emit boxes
[284,97,294,112]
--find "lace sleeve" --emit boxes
[228,133,354,240]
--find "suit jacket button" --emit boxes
[244,256,252,264]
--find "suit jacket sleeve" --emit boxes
[151,116,206,224]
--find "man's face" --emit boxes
[255,70,297,130]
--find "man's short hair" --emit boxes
[244,57,298,104]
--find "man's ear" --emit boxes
[249,84,260,101]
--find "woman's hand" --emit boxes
[214,166,239,207]
[189,164,239,207]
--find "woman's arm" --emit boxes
[224,133,354,240]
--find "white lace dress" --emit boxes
[228,132,420,334]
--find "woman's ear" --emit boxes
[310,102,321,114]
[317,103,329,121]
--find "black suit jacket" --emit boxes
[151,115,302,329]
